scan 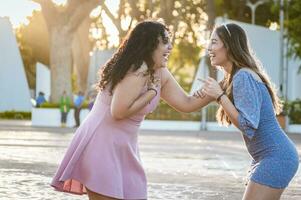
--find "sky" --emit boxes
[0,0,41,27]
[0,0,118,27]
[0,0,120,45]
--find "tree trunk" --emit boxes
[72,17,92,94]
[206,0,216,31]
[72,34,89,93]
[49,27,73,102]
[32,0,101,103]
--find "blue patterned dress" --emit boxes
[233,69,299,189]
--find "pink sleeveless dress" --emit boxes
[51,74,161,199]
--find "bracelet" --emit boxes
[216,91,225,103]
[148,88,157,96]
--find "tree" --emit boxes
[20,10,49,67]
[72,16,94,93]
[31,0,101,102]
[97,0,207,91]
[212,0,277,27]
[286,0,301,66]
[15,26,36,89]
[18,9,95,96]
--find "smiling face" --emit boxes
[207,30,229,68]
[152,31,172,69]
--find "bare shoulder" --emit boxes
[122,70,148,88]
[126,66,148,78]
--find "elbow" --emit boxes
[178,97,202,113]
[111,109,126,120]
[177,102,197,113]
[179,108,192,113]
[173,106,194,113]
[111,112,125,120]
[183,107,197,113]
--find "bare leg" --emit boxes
[243,181,284,200]
[86,188,120,200]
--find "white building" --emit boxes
[87,49,115,91]
[0,17,31,112]
[36,62,50,101]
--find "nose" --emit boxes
[207,41,212,52]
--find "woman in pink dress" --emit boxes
[51,20,214,200]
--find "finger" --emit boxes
[193,92,199,98]
[205,78,211,84]
[203,88,213,97]
[197,78,206,83]
[202,88,209,95]
[208,77,217,82]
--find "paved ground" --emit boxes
[0,122,300,200]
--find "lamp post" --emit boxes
[279,0,285,97]
[274,0,290,130]
[246,0,268,24]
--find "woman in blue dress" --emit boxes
[199,23,299,199]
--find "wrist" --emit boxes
[216,91,225,103]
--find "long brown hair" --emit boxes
[97,20,170,94]
[214,23,283,125]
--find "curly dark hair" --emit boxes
[97,20,170,94]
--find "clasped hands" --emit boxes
[193,77,224,100]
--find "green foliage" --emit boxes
[286,0,301,63]
[213,0,301,70]
[146,101,218,121]
[102,0,206,94]
[214,0,277,26]
[15,26,36,89]
[146,101,201,121]
[39,101,89,109]
[90,14,109,50]
[0,111,31,120]
[168,41,202,92]
[39,102,60,108]
[287,99,301,124]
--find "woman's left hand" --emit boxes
[202,77,224,99]
[147,76,160,90]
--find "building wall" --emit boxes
[87,49,115,92]
[0,17,31,111]
[36,62,50,101]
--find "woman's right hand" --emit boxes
[193,88,206,99]
[202,77,224,100]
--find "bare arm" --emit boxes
[160,68,214,113]
[201,77,240,127]
[216,95,239,127]
[111,72,157,120]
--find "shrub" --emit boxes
[39,101,89,109]
[146,101,218,121]
[0,111,31,120]
[288,99,301,124]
